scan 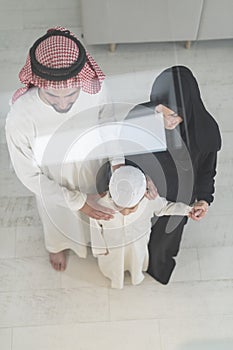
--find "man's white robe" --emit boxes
[6,85,123,257]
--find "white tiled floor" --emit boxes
[0,26,233,349]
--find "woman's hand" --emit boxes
[79,193,115,220]
[189,200,209,221]
[155,104,183,130]
[145,175,158,200]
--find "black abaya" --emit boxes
[125,66,221,284]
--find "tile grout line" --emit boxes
[157,320,164,350]
[10,327,13,350]
[196,247,204,281]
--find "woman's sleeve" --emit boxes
[5,118,87,211]
[195,152,218,205]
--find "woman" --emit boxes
[125,65,221,284]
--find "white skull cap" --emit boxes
[109,166,146,208]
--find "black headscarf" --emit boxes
[148,65,221,153]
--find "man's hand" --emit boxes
[112,163,125,172]
[145,175,158,200]
[79,193,115,220]
[189,200,209,221]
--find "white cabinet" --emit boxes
[81,0,233,50]
[197,0,233,40]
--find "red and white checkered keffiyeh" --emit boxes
[12,26,105,103]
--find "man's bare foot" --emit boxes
[49,251,67,271]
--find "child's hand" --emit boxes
[188,200,209,221]
[145,175,158,200]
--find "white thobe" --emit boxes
[90,193,191,288]
[5,85,123,257]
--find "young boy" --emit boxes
[90,166,192,289]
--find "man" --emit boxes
[5,27,124,271]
